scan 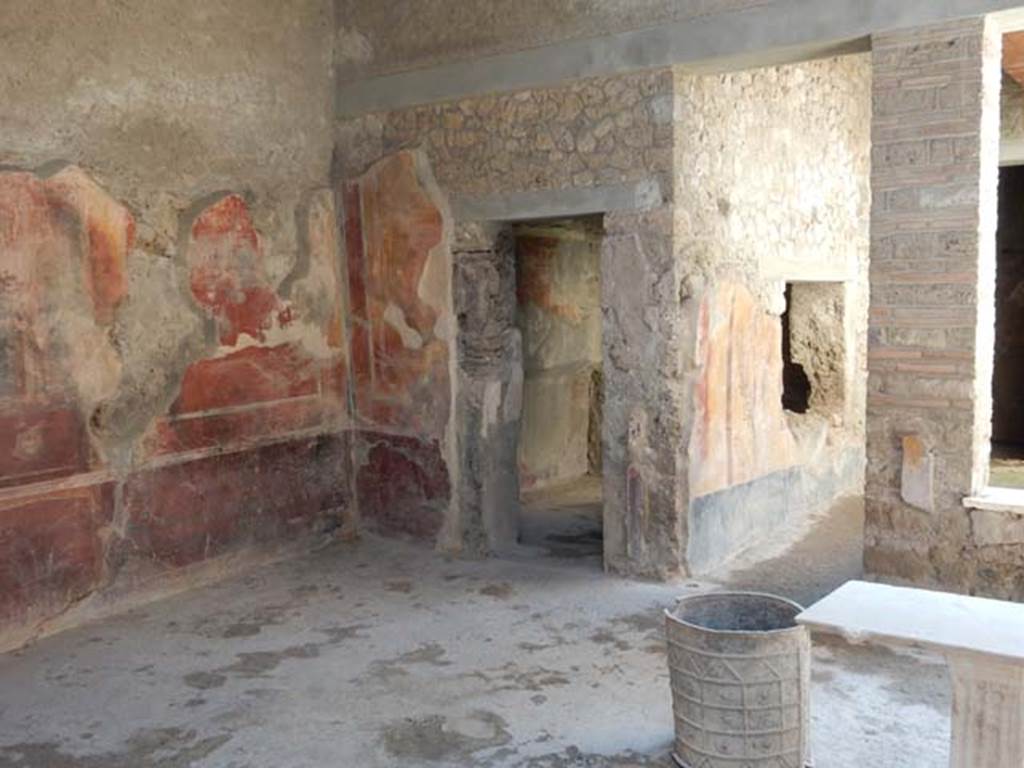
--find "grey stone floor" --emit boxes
[0,491,950,767]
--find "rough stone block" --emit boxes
[972,509,1024,547]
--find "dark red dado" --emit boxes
[0,481,115,626]
[342,152,455,537]
[355,432,449,540]
[126,434,351,569]
[0,404,91,489]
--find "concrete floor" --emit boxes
[0,493,951,768]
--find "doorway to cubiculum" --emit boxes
[512,217,605,561]
[991,162,1024,489]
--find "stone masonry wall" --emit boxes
[378,70,676,200]
[864,19,1023,598]
[336,69,691,578]
[0,1,347,650]
[601,206,689,578]
[674,55,871,572]
[335,56,873,576]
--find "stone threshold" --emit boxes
[963,486,1024,515]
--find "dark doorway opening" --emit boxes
[992,165,1024,489]
[512,217,605,560]
[781,284,812,414]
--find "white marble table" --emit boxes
[797,580,1024,768]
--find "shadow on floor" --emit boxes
[709,495,866,609]
[518,476,603,561]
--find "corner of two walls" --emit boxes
[0,137,468,652]
[0,51,876,653]
[334,53,875,579]
[333,69,687,574]
[335,147,521,559]
[334,8,1024,602]
[0,167,354,652]
[338,149,463,549]
[0,0,347,651]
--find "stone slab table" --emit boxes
[797,580,1024,768]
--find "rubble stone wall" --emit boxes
[376,71,676,199]
[336,55,872,575]
[335,69,692,578]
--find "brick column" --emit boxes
[865,18,1003,592]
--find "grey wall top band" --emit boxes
[337,0,1024,117]
[451,180,663,224]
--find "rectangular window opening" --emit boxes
[990,164,1024,491]
[781,282,846,418]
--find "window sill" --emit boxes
[963,487,1024,516]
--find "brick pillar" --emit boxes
[865,18,1003,592]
